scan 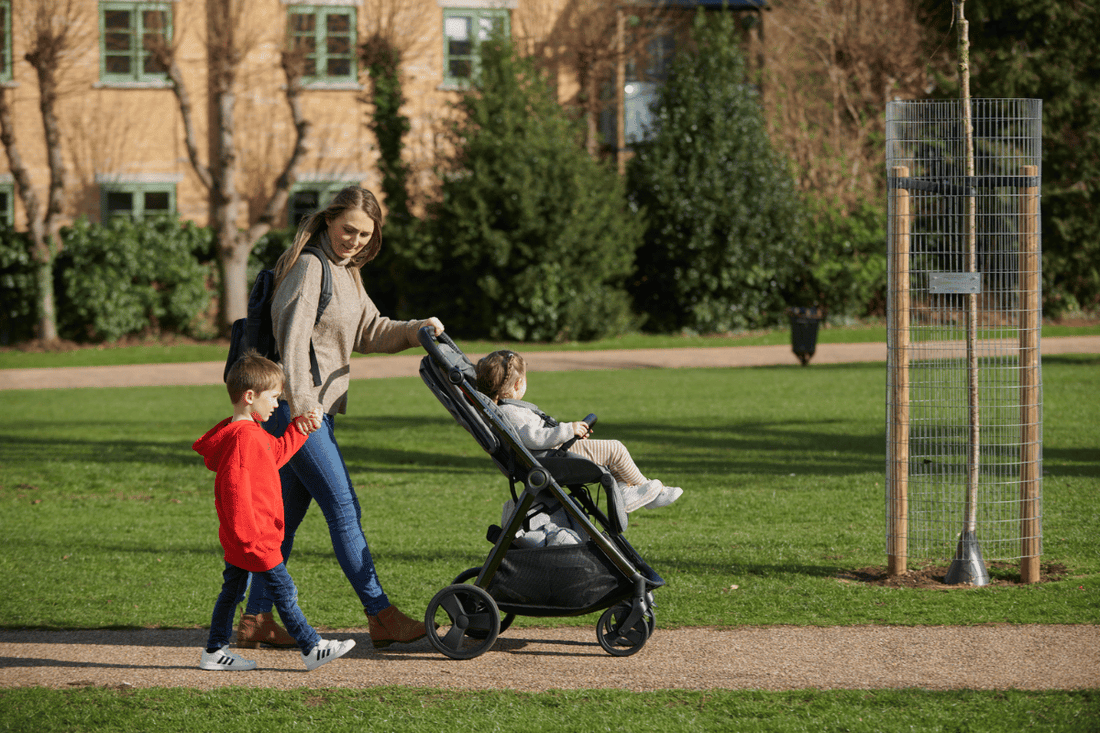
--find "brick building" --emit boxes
[0,0,764,230]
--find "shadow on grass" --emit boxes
[339,413,887,479]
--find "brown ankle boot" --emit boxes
[366,605,427,649]
[235,610,297,649]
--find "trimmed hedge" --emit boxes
[53,218,214,342]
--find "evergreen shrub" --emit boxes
[421,35,643,342]
[0,226,37,344]
[797,198,888,319]
[54,218,214,342]
[627,11,805,333]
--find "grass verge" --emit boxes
[0,687,1096,733]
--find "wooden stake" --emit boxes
[1019,164,1041,582]
[888,166,910,577]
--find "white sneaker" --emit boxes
[199,646,256,671]
[302,638,356,671]
[644,486,683,509]
[622,479,664,513]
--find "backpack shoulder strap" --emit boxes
[298,246,332,388]
[301,246,333,325]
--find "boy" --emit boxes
[193,350,355,671]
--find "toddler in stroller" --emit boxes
[476,350,682,549]
[418,329,665,659]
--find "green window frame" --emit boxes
[99,1,172,84]
[443,7,509,86]
[0,0,11,83]
[0,183,13,227]
[100,182,176,222]
[287,5,357,84]
[288,182,359,227]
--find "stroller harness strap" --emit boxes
[500,398,559,428]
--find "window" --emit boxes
[443,7,509,86]
[0,183,12,227]
[100,182,175,221]
[0,1,11,84]
[601,31,676,148]
[287,5,357,84]
[99,2,172,84]
[289,181,360,227]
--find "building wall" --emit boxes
[0,0,641,231]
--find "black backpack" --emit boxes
[223,246,332,387]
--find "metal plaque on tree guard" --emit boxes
[928,272,982,295]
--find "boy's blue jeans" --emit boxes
[206,561,319,654]
[245,401,390,617]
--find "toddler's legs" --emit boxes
[567,439,646,486]
[568,439,680,512]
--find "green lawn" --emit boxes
[1,349,1097,731]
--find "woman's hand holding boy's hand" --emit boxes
[294,408,324,435]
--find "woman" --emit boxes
[236,186,443,650]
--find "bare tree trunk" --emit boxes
[155,0,312,330]
[0,90,56,341]
[3,0,81,342]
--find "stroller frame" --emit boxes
[418,328,663,659]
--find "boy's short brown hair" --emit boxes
[226,349,285,403]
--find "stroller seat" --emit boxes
[418,328,664,659]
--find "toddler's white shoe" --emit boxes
[644,486,683,509]
[303,638,356,671]
[622,479,664,513]
[199,646,256,671]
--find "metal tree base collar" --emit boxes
[944,529,990,586]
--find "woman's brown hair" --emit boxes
[273,186,383,290]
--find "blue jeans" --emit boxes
[245,401,391,617]
[206,561,320,654]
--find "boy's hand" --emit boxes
[294,408,323,435]
[573,422,591,439]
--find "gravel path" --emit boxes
[3,335,1099,390]
[3,625,1098,692]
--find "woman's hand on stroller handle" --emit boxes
[422,317,445,336]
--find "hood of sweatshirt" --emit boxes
[192,416,261,471]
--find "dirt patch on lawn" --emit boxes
[839,561,1069,589]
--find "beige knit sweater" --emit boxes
[271,233,428,416]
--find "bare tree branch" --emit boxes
[247,49,312,241]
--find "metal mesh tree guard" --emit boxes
[885,98,1043,583]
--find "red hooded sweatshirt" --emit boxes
[193,415,309,572]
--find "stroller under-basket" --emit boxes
[417,328,665,660]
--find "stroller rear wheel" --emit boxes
[426,584,500,660]
[596,601,652,657]
[452,567,515,638]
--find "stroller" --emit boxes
[418,328,665,659]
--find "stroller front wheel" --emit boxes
[426,584,501,660]
[596,601,652,657]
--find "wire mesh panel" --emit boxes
[885,99,1042,578]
